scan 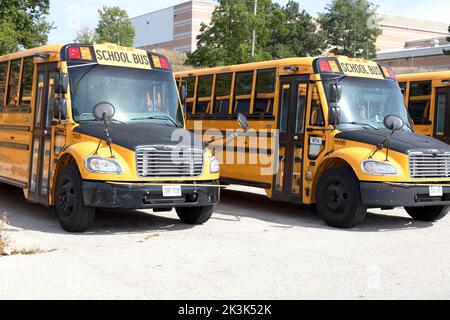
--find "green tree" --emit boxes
[319,0,382,58]
[95,6,135,46]
[268,0,326,58]
[74,26,96,44]
[0,0,53,54]
[186,0,275,67]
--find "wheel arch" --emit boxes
[311,157,356,203]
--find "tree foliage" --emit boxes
[319,0,381,58]
[74,26,96,44]
[267,0,326,59]
[186,0,327,67]
[95,6,135,46]
[0,0,53,54]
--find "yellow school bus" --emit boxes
[176,57,450,228]
[397,72,450,143]
[0,43,222,232]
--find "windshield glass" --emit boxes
[324,77,411,131]
[69,65,183,127]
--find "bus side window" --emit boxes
[254,69,276,115]
[20,58,34,113]
[185,76,196,115]
[214,73,232,114]
[234,71,253,114]
[6,59,21,112]
[408,81,432,125]
[310,85,325,126]
[399,82,407,99]
[196,75,213,114]
[0,62,7,112]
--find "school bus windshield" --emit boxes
[69,65,183,127]
[324,77,410,131]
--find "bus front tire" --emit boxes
[316,167,367,229]
[55,164,95,233]
[405,206,449,222]
[176,205,214,225]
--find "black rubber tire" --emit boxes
[176,205,214,225]
[55,164,95,233]
[405,206,449,222]
[316,167,367,229]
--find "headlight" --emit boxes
[210,157,220,174]
[361,160,398,176]
[85,156,123,174]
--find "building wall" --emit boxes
[132,1,217,53]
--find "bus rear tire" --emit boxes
[405,206,449,222]
[316,167,367,229]
[176,205,214,225]
[55,164,95,233]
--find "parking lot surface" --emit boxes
[0,183,449,300]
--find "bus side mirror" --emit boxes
[180,84,187,106]
[329,84,342,103]
[55,73,69,95]
[328,106,340,126]
[237,113,249,132]
[54,98,68,120]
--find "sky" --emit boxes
[47,0,450,44]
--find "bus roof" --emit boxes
[397,71,450,82]
[175,57,318,77]
[0,45,64,63]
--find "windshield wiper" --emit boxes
[340,122,379,130]
[131,115,179,127]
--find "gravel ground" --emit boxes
[0,183,449,300]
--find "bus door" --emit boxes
[273,75,308,203]
[28,63,58,205]
[434,87,450,144]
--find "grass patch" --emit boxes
[0,214,10,256]
[138,233,160,243]
[11,248,58,256]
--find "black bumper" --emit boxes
[82,181,220,209]
[360,182,450,208]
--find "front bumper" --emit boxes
[360,182,450,208]
[82,181,220,209]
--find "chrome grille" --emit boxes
[136,146,204,178]
[409,152,450,178]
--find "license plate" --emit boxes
[429,186,443,197]
[162,185,182,197]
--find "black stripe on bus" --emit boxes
[187,114,275,121]
[0,141,30,150]
[0,125,31,132]
[215,146,273,155]
[0,176,27,188]
[198,130,275,139]
[220,177,272,189]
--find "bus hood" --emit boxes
[73,122,203,151]
[335,130,450,155]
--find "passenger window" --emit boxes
[6,59,21,111]
[436,93,447,135]
[214,73,232,114]
[399,82,407,98]
[196,75,213,114]
[0,62,7,112]
[310,85,324,126]
[254,69,276,114]
[279,84,290,133]
[408,81,432,125]
[184,76,196,116]
[20,58,34,112]
[234,72,253,114]
[296,83,307,133]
